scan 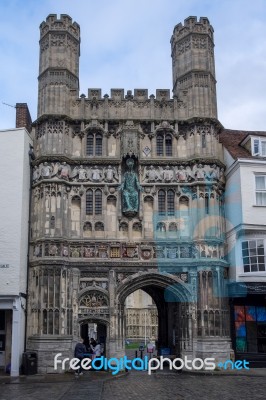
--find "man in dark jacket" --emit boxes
[74,338,86,376]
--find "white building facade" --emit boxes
[0,128,32,376]
[221,130,266,366]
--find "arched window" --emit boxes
[169,222,177,232]
[197,310,202,336]
[95,189,102,215]
[156,222,166,232]
[86,190,93,215]
[83,222,92,232]
[167,189,175,215]
[119,222,128,232]
[156,135,164,156]
[95,222,104,231]
[165,134,172,156]
[179,196,189,236]
[133,222,142,232]
[158,190,166,215]
[156,132,173,156]
[205,195,209,214]
[209,310,215,336]
[204,310,209,336]
[158,190,175,216]
[86,189,102,215]
[215,311,220,336]
[86,132,103,156]
[86,133,94,156]
[50,216,55,229]
[95,133,102,156]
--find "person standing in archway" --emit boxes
[74,338,86,376]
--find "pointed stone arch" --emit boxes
[117,271,191,305]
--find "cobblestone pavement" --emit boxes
[102,372,266,400]
[0,371,266,400]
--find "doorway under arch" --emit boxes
[79,316,109,356]
[114,271,193,359]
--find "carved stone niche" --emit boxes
[88,88,102,100]
[134,89,148,100]
[156,89,170,101]
[121,130,139,158]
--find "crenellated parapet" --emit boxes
[171,16,214,43]
[40,14,80,39]
[70,88,185,121]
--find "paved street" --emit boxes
[0,371,266,400]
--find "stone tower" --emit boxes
[27,15,232,373]
[171,16,217,118]
[38,14,80,117]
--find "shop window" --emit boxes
[234,305,266,353]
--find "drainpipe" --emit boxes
[24,144,35,353]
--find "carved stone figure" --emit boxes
[58,162,70,180]
[194,164,205,180]
[62,246,69,257]
[176,165,188,182]
[162,165,174,182]
[49,244,58,256]
[144,165,160,182]
[206,164,219,181]
[91,165,102,182]
[33,166,40,182]
[119,158,143,216]
[78,166,88,181]
[34,244,41,257]
[104,165,118,182]
[41,162,52,178]
[219,167,225,184]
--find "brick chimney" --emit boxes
[15,103,32,133]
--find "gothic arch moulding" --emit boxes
[116,271,192,305]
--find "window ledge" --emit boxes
[239,273,266,277]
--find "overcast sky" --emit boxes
[0,0,266,131]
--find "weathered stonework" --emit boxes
[27,14,232,373]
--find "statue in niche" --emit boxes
[206,164,219,181]
[58,162,70,180]
[119,158,143,216]
[33,166,40,182]
[104,165,119,182]
[143,165,160,182]
[162,165,174,182]
[91,165,103,182]
[41,162,53,178]
[193,164,205,180]
[176,165,188,182]
[62,246,69,257]
[78,166,88,181]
